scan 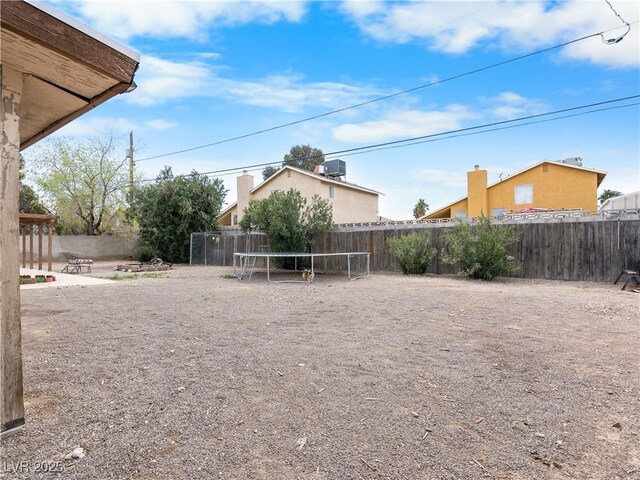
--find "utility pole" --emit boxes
[128,131,134,208]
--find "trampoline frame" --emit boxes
[234,252,370,283]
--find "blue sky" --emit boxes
[31,0,640,219]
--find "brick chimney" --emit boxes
[467,165,488,217]
[236,171,254,223]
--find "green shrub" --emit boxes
[442,216,519,280]
[387,231,436,274]
[133,245,156,262]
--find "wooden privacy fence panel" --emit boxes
[309,218,639,282]
[218,232,269,267]
[219,218,639,282]
[501,219,639,282]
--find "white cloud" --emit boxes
[127,56,212,106]
[127,55,381,111]
[55,117,138,136]
[340,0,639,68]
[330,91,548,145]
[67,0,307,40]
[145,119,177,130]
[51,116,176,138]
[413,168,467,189]
[486,91,548,120]
[332,105,476,143]
[496,92,526,104]
[196,52,223,60]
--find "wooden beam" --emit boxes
[0,1,138,84]
[1,65,25,436]
[18,213,56,222]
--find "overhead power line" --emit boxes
[333,102,639,160]
[135,25,633,164]
[130,94,638,186]
[431,1,503,31]
[601,0,631,44]
[293,95,640,160]
[163,101,639,179]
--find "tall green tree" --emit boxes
[412,198,429,219]
[240,189,332,268]
[262,144,325,180]
[27,135,130,235]
[599,189,623,205]
[135,167,227,263]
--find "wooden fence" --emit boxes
[216,216,639,282]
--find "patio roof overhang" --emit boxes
[1,0,140,149]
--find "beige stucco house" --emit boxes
[219,166,382,226]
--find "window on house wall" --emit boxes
[515,184,533,204]
[287,170,291,178]
[453,210,467,219]
[491,208,506,217]
[328,185,335,199]
[232,215,238,225]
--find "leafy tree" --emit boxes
[443,216,519,280]
[262,165,279,180]
[412,198,429,219]
[599,189,623,205]
[19,155,48,215]
[240,189,333,268]
[262,144,325,180]
[387,231,435,274]
[27,135,130,235]
[135,167,227,263]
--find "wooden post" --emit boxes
[1,65,25,437]
[21,223,25,268]
[129,130,134,208]
[38,222,43,270]
[28,225,33,269]
[48,220,54,272]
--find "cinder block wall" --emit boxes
[19,235,139,261]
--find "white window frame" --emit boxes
[453,210,467,219]
[515,184,533,205]
[328,185,335,199]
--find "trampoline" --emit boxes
[234,252,370,283]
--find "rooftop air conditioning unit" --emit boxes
[323,159,346,179]
[560,157,583,167]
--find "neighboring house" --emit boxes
[219,165,382,226]
[1,0,139,437]
[421,158,606,220]
[600,191,640,211]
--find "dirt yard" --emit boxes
[2,263,638,479]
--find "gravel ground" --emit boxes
[2,263,638,479]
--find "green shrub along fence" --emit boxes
[215,216,639,282]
